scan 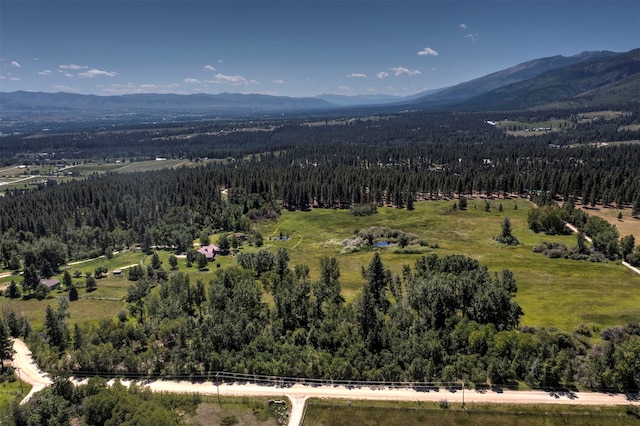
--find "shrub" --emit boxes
[34,283,50,300]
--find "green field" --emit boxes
[253,199,640,331]
[186,395,289,426]
[302,399,640,426]
[1,198,638,333]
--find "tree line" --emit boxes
[7,251,638,392]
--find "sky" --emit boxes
[1,0,638,98]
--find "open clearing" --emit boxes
[255,199,639,331]
[1,198,638,333]
[573,204,640,242]
[302,399,640,425]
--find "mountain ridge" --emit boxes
[1,48,637,119]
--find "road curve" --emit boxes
[11,339,640,425]
[11,339,52,403]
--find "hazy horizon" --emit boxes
[1,1,638,98]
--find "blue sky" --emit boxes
[1,0,638,97]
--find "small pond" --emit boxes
[374,241,394,247]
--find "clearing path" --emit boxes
[565,222,640,276]
[11,339,638,425]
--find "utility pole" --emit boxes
[462,379,465,409]
[216,372,221,407]
[16,367,23,394]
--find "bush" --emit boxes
[34,283,50,300]
[350,203,378,216]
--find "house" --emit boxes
[197,244,221,261]
[39,278,60,290]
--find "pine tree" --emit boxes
[0,320,14,371]
[494,217,519,246]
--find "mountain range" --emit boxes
[1,48,638,120]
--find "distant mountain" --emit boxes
[0,91,333,118]
[406,50,619,108]
[452,48,640,110]
[2,49,637,120]
[315,93,403,107]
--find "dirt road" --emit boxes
[11,338,639,425]
[565,222,640,276]
[11,339,52,403]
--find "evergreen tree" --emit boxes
[6,280,20,299]
[151,252,162,269]
[85,275,97,292]
[168,254,178,270]
[197,253,208,271]
[494,217,519,246]
[0,320,13,371]
[62,270,73,289]
[458,196,468,210]
[217,234,230,254]
[69,285,79,301]
[200,231,210,247]
[361,252,390,313]
[22,263,39,294]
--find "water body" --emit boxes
[375,241,393,247]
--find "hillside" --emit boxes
[452,48,640,110]
[405,50,618,108]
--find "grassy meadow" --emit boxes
[1,198,638,333]
[253,198,640,331]
[302,399,640,426]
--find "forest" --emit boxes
[0,106,639,398]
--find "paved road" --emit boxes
[11,339,639,425]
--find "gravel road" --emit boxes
[11,338,639,426]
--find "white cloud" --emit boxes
[78,69,118,78]
[8,77,21,81]
[204,65,216,71]
[376,71,390,80]
[389,66,421,77]
[63,72,74,78]
[273,79,285,84]
[183,78,201,84]
[417,47,439,56]
[459,23,467,30]
[218,59,224,63]
[213,73,255,86]
[466,32,479,42]
[339,85,352,91]
[51,85,82,93]
[347,73,367,78]
[59,64,87,70]
[38,70,53,76]
[10,61,21,68]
